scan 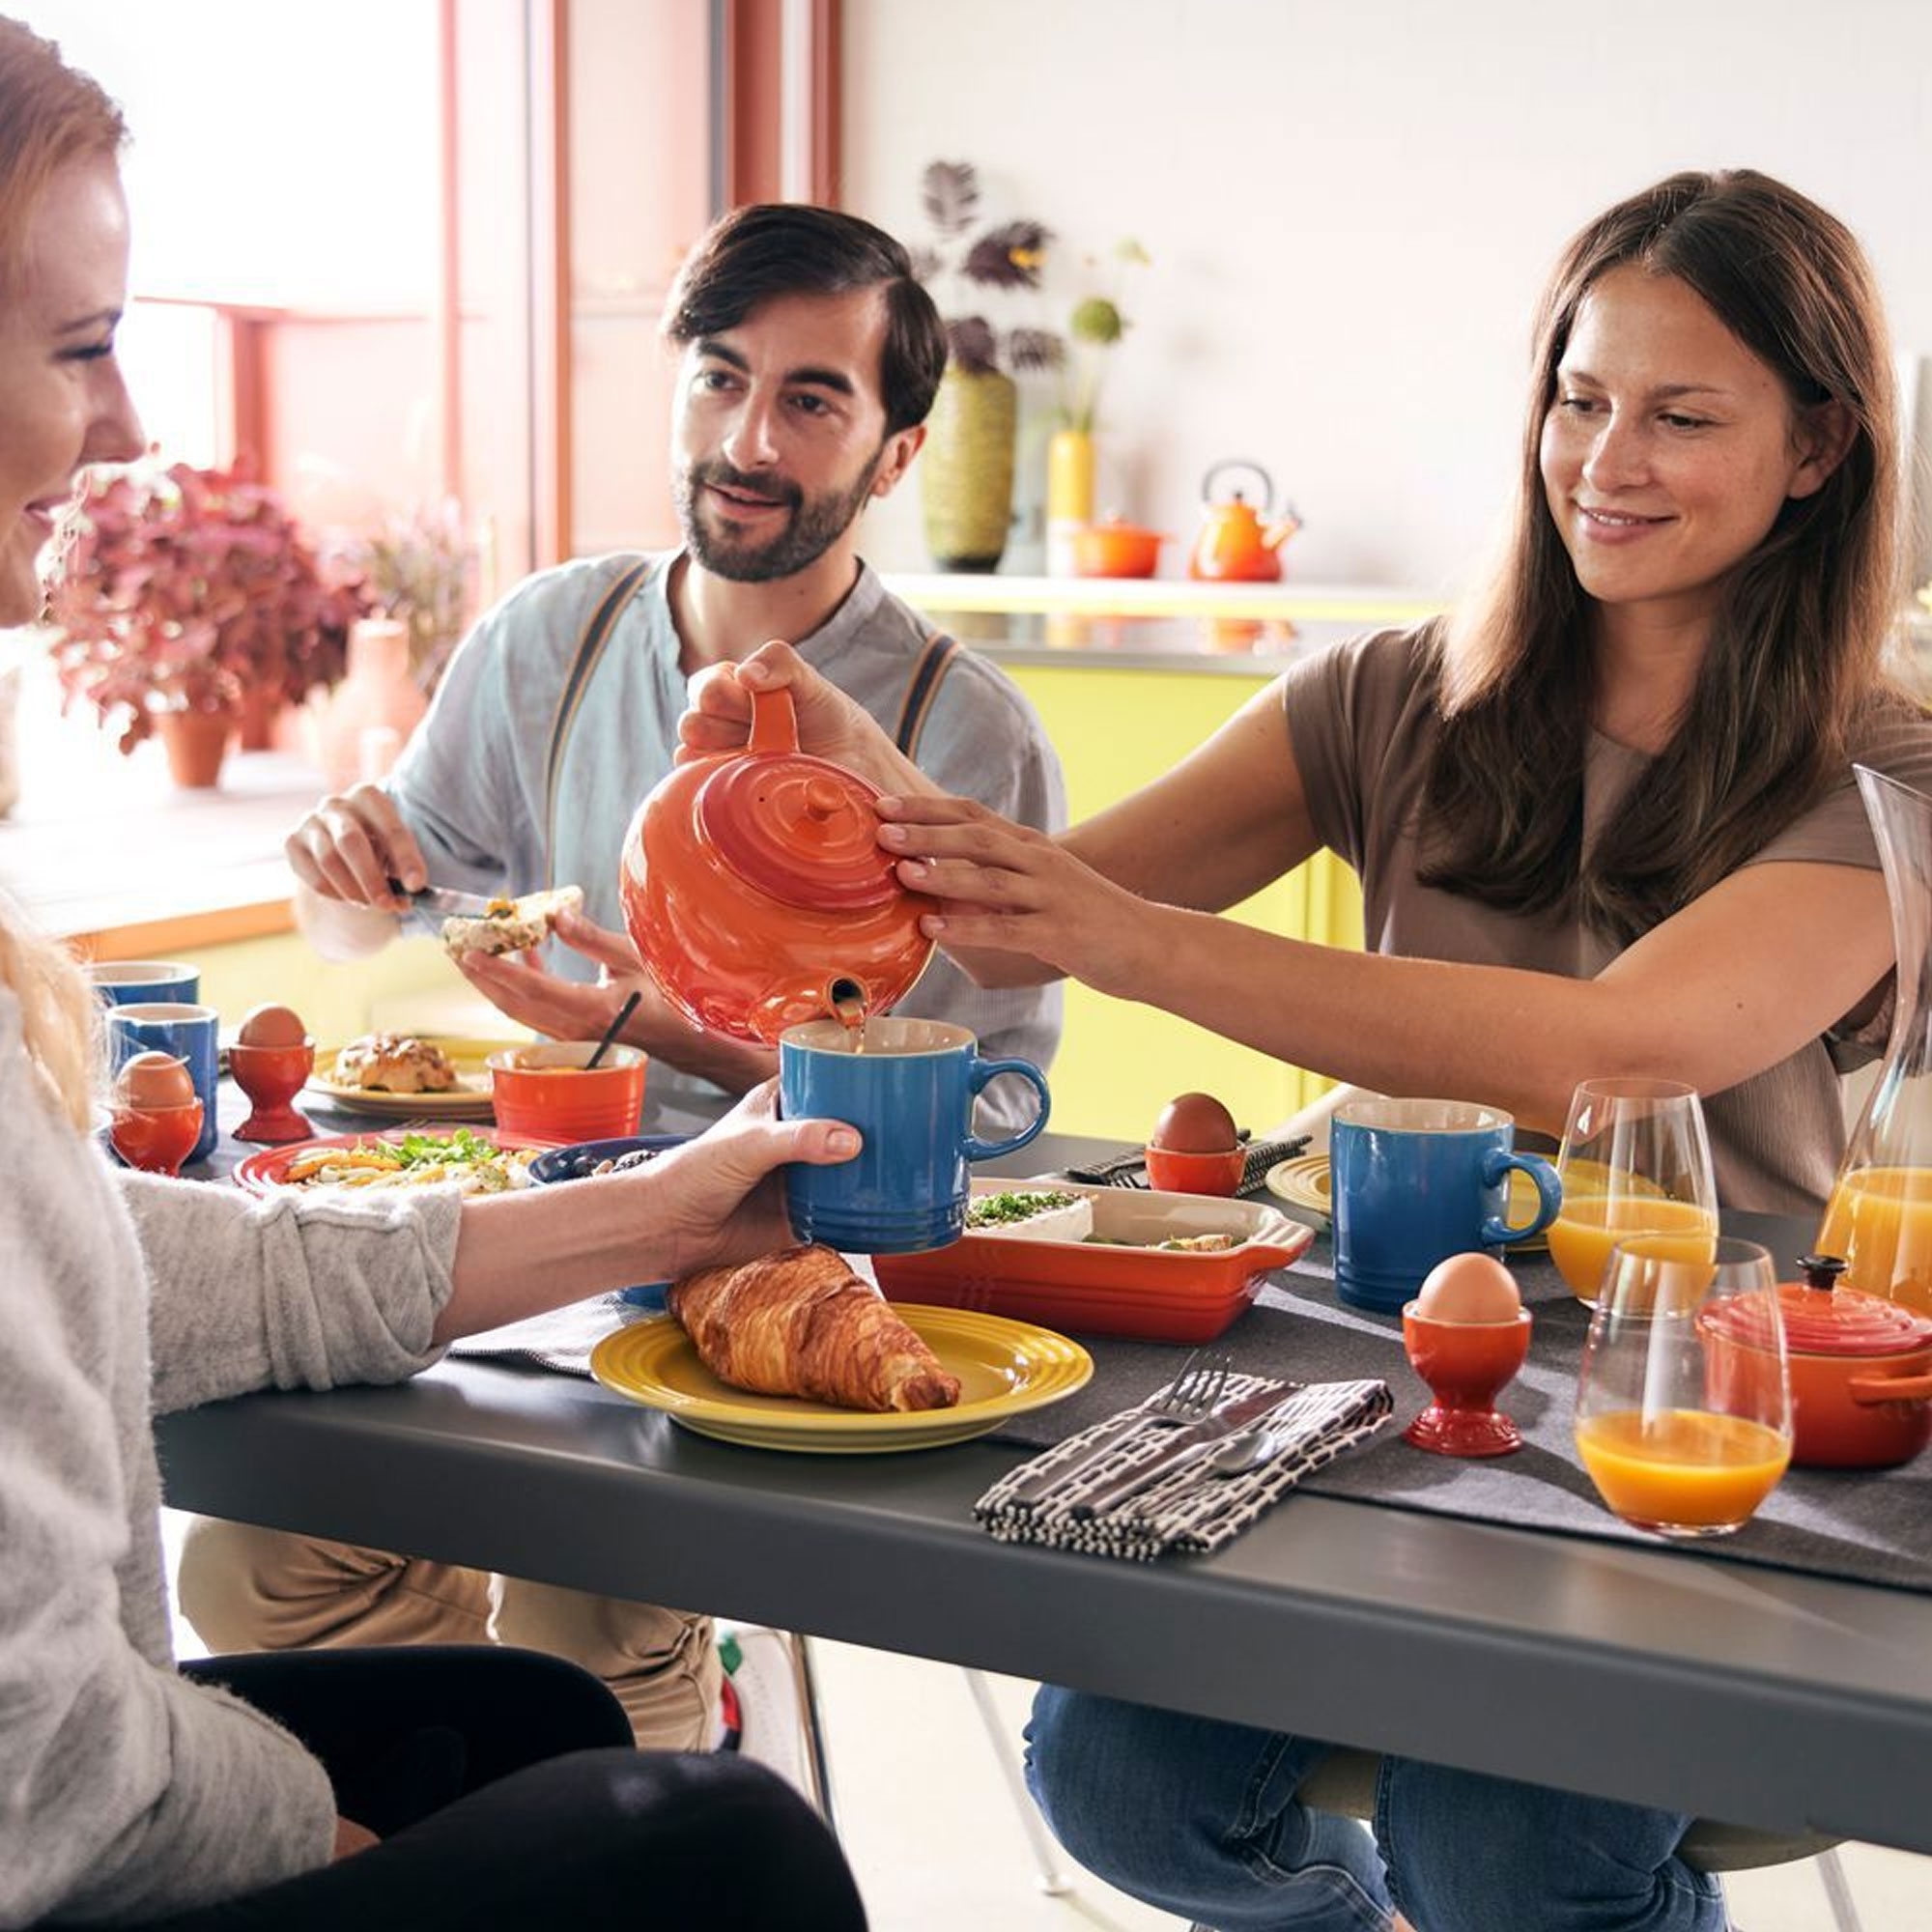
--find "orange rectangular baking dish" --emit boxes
[873,1179,1314,1342]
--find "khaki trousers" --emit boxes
[177,1518,721,1751]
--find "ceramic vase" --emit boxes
[315,618,428,789]
[1045,426,1095,577]
[156,706,236,789]
[921,368,1017,573]
[235,683,287,753]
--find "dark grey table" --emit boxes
[156,1123,1932,1857]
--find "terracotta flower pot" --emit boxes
[156,707,236,789]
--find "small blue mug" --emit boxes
[106,1002,221,1165]
[87,959,199,1008]
[1330,1095,1561,1313]
[779,1017,1050,1254]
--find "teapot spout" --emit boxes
[1263,513,1301,553]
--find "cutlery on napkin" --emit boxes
[1068,1380,1304,1519]
[976,1373,1394,1562]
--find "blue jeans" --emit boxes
[1023,1688,1727,1932]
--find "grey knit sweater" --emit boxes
[0,988,463,1925]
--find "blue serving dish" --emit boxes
[527,1133,689,1306]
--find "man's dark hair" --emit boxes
[662,203,947,434]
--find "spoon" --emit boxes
[585,989,641,1069]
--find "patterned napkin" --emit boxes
[976,1373,1394,1562]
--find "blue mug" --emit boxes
[779,1017,1050,1254]
[87,959,199,1008]
[106,1002,221,1165]
[1330,1095,1561,1313]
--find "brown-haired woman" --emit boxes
[682,168,1932,1928]
[0,20,867,1924]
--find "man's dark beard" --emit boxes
[676,451,882,582]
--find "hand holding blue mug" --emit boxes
[779,1017,1049,1253]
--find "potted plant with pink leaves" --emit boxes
[46,460,366,787]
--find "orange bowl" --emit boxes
[487,1042,647,1144]
[1072,519,1167,579]
[1144,1143,1245,1196]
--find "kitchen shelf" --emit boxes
[881,572,1439,625]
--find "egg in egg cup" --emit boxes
[1402,1251,1533,1457]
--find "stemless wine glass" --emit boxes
[1548,1076,1719,1305]
[1574,1236,1793,1539]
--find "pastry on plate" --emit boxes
[668,1243,961,1412]
[330,1033,459,1094]
[440,885,584,958]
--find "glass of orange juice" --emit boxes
[1548,1077,1719,1305]
[1574,1236,1792,1539]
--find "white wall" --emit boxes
[842,0,1932,595]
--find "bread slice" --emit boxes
[440,885,584,958]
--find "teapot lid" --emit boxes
[698,753,900,912]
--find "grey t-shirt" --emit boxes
[388,552,1065,1130]
[1283,625,1932,1214]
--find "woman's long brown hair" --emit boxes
[1418,170,1915,943]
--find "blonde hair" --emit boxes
[0,14,126,296]
[0,891,99,1133]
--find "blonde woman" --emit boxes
[0,21,867,1925]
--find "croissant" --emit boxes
[667,1244,961,1412]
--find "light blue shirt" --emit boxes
[388,551,1065,1129]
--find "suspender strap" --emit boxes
[895,633,960,759]
[544,558,652,886]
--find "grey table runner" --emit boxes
[991,1236,1932,1595]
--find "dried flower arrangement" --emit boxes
[324,497,478,695]
[912,160,1063,378]
[47,461,366,754]
[1061,239,1151,434]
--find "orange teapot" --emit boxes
[618,688,938,1042]
[1188,460,1301,582]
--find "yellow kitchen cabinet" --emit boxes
[1000,661,1363,1141]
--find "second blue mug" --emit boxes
[1330,1095,1561,1313]
[779,1017,1050,1254]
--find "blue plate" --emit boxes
[528,1134,690,1306]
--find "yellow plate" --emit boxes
[1264,1152,1548,1252]
[305,1037,522,1121]
[589,1305,1094,1454]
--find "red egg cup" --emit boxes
[1144,1143,1245,1196]
[1401,1305,1533,1457]
[110,1099,204,1177]
[230,1039,316,1143]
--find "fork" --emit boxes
[1004,1349,1234,1509]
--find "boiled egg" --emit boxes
[1415,1251,1522,1322]
[1151,1091,1238,1154]
[114,1050,197,1110]
[238,1002,308,1048]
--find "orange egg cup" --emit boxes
[230,1039,316,1143]
[1144,1143,1246,1196]
[110,1099,204,1177]
[1401,1306,1533,1457]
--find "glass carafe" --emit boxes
[1816,765,1932,1313]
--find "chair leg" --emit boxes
[790,1634,838,1829]
[961,1667,1073,1895]
[1816,1846,1864,1932]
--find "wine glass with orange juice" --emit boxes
[1574,1236,1792,1539]
[1548,1077,1719,1305]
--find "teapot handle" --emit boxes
[1202,459,1274,510]
[749,686,800,756]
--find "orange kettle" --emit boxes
[618,688,937,1042]
[1188,460,1300,582]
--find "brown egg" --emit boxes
[1415,1251,1522,1322]
[238,1003,307,1048]
[116,1050,197,1110]
[1151,1091,1238,1154]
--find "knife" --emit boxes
[1069,1381,1297,1519]
[387,878,497,934]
